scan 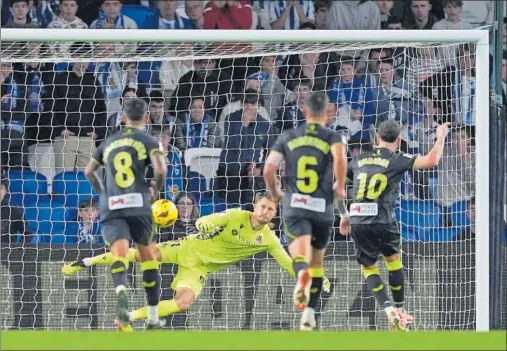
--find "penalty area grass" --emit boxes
[1,330,506,350]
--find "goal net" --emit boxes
[0,29,490,331]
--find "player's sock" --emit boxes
[111,257,129,292]
[141,260,161,324]
[363,266,392,310]
[386,258,405,312]
[130,299,180,321]
[292,255,309,277]
[307,267,324,309]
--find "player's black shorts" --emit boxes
[102,215,156,246]
[351,222,401,267]
[283,216,333,250]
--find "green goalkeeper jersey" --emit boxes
[179,208,295,275]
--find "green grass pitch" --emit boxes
[1,331,506,350]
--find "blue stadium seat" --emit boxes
[52,171,97,209]
[24,199,70,243]
[449,200,471,229]
[401,227,418,242]
[419,228,459,242]
[121,5,155,28]
[397,199,443,236]
[6,169,48,207]
[184,171,207,200]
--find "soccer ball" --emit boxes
[151,199,178,228]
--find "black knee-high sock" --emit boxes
[111,257,129,292]
[386,258,405,309]
[364,267,392,308]
[292,255,309,277]
[308,267,324,309]
[141,260,160,307]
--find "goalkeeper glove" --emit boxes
[322,276,331,294]
[196,220,217,234]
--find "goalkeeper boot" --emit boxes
[293,269,312,311]
[61,260,86,275]
[113,318,133,332]
[388,310,410,332]
[116,290,132,332]
[299,307,316,331]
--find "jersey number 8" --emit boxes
[114,151,135,188]
[297,156,318,193]
[356,172,388,200]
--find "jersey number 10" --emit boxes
[356,173,388,200]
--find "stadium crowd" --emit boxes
[0,0,504,246]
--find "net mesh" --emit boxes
[0,39,480,331]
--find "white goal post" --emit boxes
[0,28,490,331]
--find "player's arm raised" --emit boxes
[263,150,284,204]
[413,123,450,170]
[195,210,231,234]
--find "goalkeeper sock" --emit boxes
[111,257,129,293]
[307,267,324,309]
[141,260,161,323]
[363,266,392,309]
[292,255,309,277]
[386,258,404,312]
[130,299,180,321]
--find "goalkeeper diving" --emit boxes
[62,192,330,331]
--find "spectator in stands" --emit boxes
[49,43,107,175]
[203,0,254,30]
[278,33,339,91]
[160,52,194,97]
[358,48,390,88]
[404,0,438,30]
[218,87,270,143]
[269,0,314,30]
[90,0,137,29]
[47,0,88,55]
[170,58,231,122]
[159,192,199,241]
[437,127,475,208]
[247,56,286,122]
[4,0,33,27]
[174,97,221,151]
[327,0,380,30]
[27,0,56,27]
[459,0,493,28]
[65,197,103,244]
[376,0,394,29]
[453,196,475,242]
[0,177,31,244]
[252,0,270,29]
[218,92,274,205]
[142,0,192,29]
[406,47,445,91]
[185,0,205,29]
[106,86,137,136]
[385,15,403,29]
[432,0,472,30]
[275,77,310,133]
[314,0,330,29]
[146,90,173,130]
[328,57,371,143]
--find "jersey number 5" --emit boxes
[114,151,135,188]
[356,173,387,200]
[297,156,318,193]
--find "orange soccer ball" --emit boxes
[151,199,178,228]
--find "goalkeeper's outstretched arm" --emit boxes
[195,211,230,233]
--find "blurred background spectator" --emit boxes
[0,177,32,244]
[159,192,199,241]
[64,197,102,244]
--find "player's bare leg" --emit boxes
[288,235,313,311]
[299,248,326,331]
[136,243,164,330]
[127,288,196,325]
[109,238,132,332]
[384,254,413,328]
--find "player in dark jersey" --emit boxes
[340,119,449,331]
[264,91,349,330]
[84,98,167,331]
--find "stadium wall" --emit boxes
[1,242,498,331]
